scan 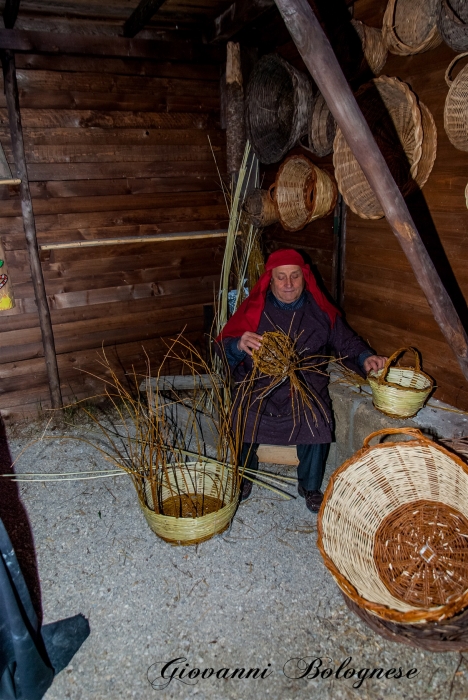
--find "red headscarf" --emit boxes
[217,248,340,340]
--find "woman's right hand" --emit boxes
[238,332,263,356]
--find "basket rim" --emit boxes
[317,428,468,624]
[368,365,434,393]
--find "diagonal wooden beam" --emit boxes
[123,0,167,39]
[274,0,468,382]
[3,0,21,29]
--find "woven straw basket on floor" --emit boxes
[444,53,468,152]
[245,53,312,164]
[139,461,237,546]
[273,154,337,232]
[333,76,437,219]
[244,187,279,227]
[318,428,468,625]
[368,347,433,418]
[351,19,388,75]
[438,0,468,53]
[383,0,442,55]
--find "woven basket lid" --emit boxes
[438,0,468,53]
[245,54,313,165]
[383,0,442,55]
[333,76,436,219]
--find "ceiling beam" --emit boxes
[212,0,276,43]
[123,0,167,38]
[3,0,21,29]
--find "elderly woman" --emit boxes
[218,249,386,513]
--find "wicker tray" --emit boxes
[383,0,442,55]
[318,428,468,624]
[438,0,468,53]
[444,52,468,152]
[245,53,312,164]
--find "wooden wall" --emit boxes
[0,47,227,420]
[254,0,468,411]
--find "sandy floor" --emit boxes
[2,420,468,700]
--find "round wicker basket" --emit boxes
[351,19,388,75]
[318,428,468,625]
[438,0,468,53]
[139,461,238,546]
[274,154,337,232]
[383,0,442,55]
[333,76,436,219]
[444,52,468,152]
[244,187,279,227]
[245,53,313,164]
[367,347,433,418]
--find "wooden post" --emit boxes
[1,50,62,408]
[226,41,246,177]
[274,0,468,381]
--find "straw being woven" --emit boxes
[383,0,442,55]
[318,428,468,624]
[333,76,436,219]
[351,19,388,75]
[444,52,468,152]
[438,0,468,53]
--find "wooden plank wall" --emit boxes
[0,49,227,420]
[257,0,468,411]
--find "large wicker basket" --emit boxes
[244,187,279,228]
[438,0,468,53]
[245,54,313,164]
[351,19,388,75]
[444,52,468,152]
[333,76,437,219]
[367,347,433,418]
[273,154,337,231]
[318,428,468,625]
[139,461,238,546]
[383,0,442,55]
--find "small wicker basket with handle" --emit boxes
[367,347,433,418]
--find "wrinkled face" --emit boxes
[270,265,304,304]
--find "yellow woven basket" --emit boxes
[367,347,433,418]
[318,428,468,624]
[138,461,238,546]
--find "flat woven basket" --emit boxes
[367,347,433,418]
[383,0,442,55]
[333,76,436,219]
[139,461,237,546]
[351,19,388,75]
[444,52,468,152]
[273,154,337,231]
[438,0,468,52]
[318,427,468,625]
[244,187,279,227]
[245,53,313,165]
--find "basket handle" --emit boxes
[442,0,467,28]
[445,52,468,87]
[376,347,420,385]
[362,428,427,449]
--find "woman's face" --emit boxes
[270,265,305,303]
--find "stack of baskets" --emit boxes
[367,347,434,418]
[438,0,468,52]
[444,53,468,152]
[333,76,437,219]
[383,0,442,55]
[318,428,468,650]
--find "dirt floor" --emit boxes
[2,417,468,700]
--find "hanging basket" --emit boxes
[367,347,433,418]
[318,428,468,625]
[301,92,337,158]
[245,53,313,165]
[444,52,468,152]
[138,461,238,546]
[243,187,279,228]
[273,154,337,232]
[383,0,442,55]
[351,19,388,75]
[333,76,436,219]
[438,0,468,53]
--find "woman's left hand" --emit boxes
[363,355,388,374]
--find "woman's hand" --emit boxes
[363,355,388,374]
[238,332,263,356]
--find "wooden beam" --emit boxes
[212,0,275,43]
[123,0,167,39]
[1,50,62,408]
[274,0,468,382]
[39,230,230,251]
[226,42,246,176]
[0,29,221,63]
[3,0,21,30]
